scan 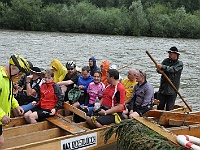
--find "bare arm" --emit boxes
[57,80,74,86]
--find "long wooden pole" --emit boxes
[146,51,192,112]
[118,62,132,71]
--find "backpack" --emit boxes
[68,86,81,104]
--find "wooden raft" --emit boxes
[143,110,200,126]
[46,114,85,134]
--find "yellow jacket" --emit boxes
[50,59,67,82]
[121,78,137,102]
[0,66,19,125]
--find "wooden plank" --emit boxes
[168,119,200,126]
[46,114,85,134]
[3,109,65,129]
[158,112,200,125]
[6,126,116,150]
[3,128,66,149]
[3,121,56,138]
[143,110,163,121]
[63,102,86,119]
[190,112,200,115]
[3,117,27,128]
[168,124,200,138]
[134,117,178,144]
[144,111,200,126]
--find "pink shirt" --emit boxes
[87,82,105,105]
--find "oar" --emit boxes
[118,62,132,71]
[146,51,192,112]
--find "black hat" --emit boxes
[167,46,180,55]
[30,67,41,76]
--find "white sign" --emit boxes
[61,132,97,150]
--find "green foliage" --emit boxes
[41,4,63,31]
[84,7,131,35]
[129,0,148,36]
[89,0,120,8]
[0,0,200,38]
[103,119,187,150]
[1,0,43,30]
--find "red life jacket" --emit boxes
[39,81,58,110]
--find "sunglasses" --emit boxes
[67,68,74,70]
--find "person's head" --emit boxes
[66,61,76,75]
[136,70,146,84]
[89,57,96,67]
[44,69,54,83]
[81,66,91,79]
[40,68,46,79]
[100,60,110,72]
[9,54,30,77]
[50,58,63,72]
[93,70,102,84]
[30,67,42,79]
[106,69,119,84]
[127,68,137,81]
[168,46,180,60]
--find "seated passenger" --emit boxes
[50,58,67,82]
[121,68,137,104]
[127,70,154,119]
[24,69,64,124]
[80,71,105,113]
[13,67,43,116]
[100,60,110,86]
[86,69,125,128]
[73,70,105,123]
[89,57,100,76]
[74,66,94,107]
[57,61,81,101]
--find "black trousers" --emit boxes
[157,92,177,111]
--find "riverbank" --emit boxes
[0,1,200,38]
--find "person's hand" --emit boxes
[32,101,38,106]
[98,109,106,115]
[129,110,133,114]
[82,106,88,109]
[156,64,162,70]
[1,115,11,125]
[50,108,56,115]
[26,75,33,82]
[16,106,24,116]
[78,85,84,90]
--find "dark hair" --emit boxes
[45,69,54,78]
[82,66,90,72]
[94,70,102,77]
[107,69,119,80]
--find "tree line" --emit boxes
[0,0,200,38]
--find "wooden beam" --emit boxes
[144,111,200,126]
[134,117,178,144]
[3,121,55,138]
[63,102,86,119]
[3,128,66,149]
[3,116,27,128]
[158,113,200,125]
[168,124,200,138]
[168,119,200,126]
[46,114,85,134]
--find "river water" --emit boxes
[1,29,200,111]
